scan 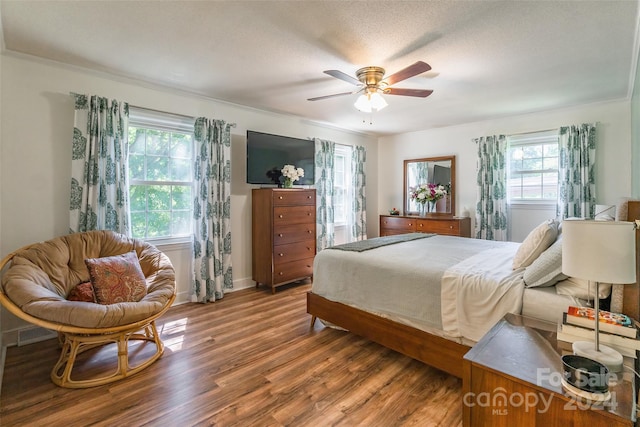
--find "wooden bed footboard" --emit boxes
[307,292,470,378]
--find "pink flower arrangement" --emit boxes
[410,183,447,204]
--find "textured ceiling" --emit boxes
[1,1,639,136]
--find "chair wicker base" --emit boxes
[51,321,164,389]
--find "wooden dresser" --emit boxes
[252,188,316,293]
[379,214,471,237]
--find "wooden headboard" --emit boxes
[622,200,640,320]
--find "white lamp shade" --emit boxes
[369,92,388,111]
[562,220,636,284]
[354,92,388,112]
[354,94,372,112]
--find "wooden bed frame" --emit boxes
[307,200,640,379]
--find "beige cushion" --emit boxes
[2,230,175,329]
[513,219,559,269]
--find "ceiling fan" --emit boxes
[308,61,434,112]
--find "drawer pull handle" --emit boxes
[307,196,312,199]
[279,272,284,276]
[450,226,453,229]
[279,196,283,200]
[278,234,283,237]
[279,253,284,257]
[307,213,311,216]
[408,223,412,226]
[279,215,283,219]
[307,230,312,234]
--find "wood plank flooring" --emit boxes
[0,283,462,426]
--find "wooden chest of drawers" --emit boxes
[379,215,471,238]
[252,188,316,293]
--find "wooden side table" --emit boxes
[463,313,637,426]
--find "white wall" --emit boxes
[378,100,632,240]
[0,53,378,336]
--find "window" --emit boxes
[128,109,194,240]
[507,130,559,203]
[333,145,353,226]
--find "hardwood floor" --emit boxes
[1,283,462,426]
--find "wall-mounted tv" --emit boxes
[246,131,315,186]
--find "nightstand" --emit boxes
[463,313,637,426]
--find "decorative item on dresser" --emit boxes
[379,214,471,237]
[252,188,316,293]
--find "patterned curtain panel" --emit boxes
[314,138,336,251]
[557,123,597,219]
[474,135,508,241]
[192,117,233,303]
[350,145,367,242]
[416,161,429,184]
[69,94,130,235]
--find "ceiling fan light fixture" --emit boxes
[354,91,388,113]
[370,92,388,110]
[354,94,372,112]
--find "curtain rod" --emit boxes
[69,94,236,127]
[507,127,558,137]
[131,105,237,127]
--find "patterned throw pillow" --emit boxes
[85,251,147,305]
[67,281,96,303]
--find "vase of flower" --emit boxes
[409,183,448,216]
[281,164,304,189]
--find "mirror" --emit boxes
[403,155,456,216]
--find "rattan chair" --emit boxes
[0,230,176,388]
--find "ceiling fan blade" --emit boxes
[307,91,354,101]
[324,70,361,86]
[385,88,434,98]
[383,61,432,86]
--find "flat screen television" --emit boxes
[246,131,315,186]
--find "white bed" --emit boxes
[312,232,585,345]
[307,204,640,378]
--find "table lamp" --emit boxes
[562,220,637,372]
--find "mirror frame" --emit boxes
[403,155,456,216]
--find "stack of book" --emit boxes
[556,306,640,358]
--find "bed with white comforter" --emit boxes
[312,233,582,344]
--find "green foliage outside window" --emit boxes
[128,126,193,239]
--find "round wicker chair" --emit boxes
[0,230,176,388]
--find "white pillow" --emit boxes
[555,277,612,300]
[523,237,567,288]
[512,219,559,270]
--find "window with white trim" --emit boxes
[507,130,559,203]
[128,109,194,240]
[333,145,353,226]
